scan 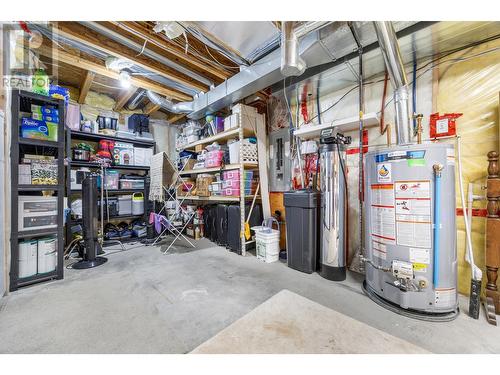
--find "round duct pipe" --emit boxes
[127,89,146,110]
[281,22,306,77]
[146,90,193,114]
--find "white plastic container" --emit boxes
[118,195,132,215]
[132,192,144,215]
[253,227,280,263]
[37,237,57,274]
[229,139,258,164]
[18,240,38,278]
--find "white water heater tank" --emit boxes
[364,143,458,315]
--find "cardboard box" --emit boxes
[196,175,214,197]
[180,158,196,171]
[113,142,134,166]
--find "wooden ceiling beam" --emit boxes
[78,71,95,104]
[110,21,231,81]
[167,113,186,124]
[53,22,207,93]
[114,87,137,111]
[143,102,161,115]
[38,43,191,101]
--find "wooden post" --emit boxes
[486,150,500,313]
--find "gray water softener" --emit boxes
[363,143,458,319]
[318,129,350,281]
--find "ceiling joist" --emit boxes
[114,87,137,111]
[38,43,192,101]
[54,22,207,94]
[110,21,232,81]
[143,102,161,115]
[78,71,95,104]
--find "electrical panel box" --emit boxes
[268,128,291,192]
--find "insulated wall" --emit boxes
[436,38,500,295]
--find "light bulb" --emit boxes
[119,70,131,88]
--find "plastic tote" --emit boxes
[132,193,145,215]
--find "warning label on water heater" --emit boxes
[394,181,432,248]
[370,184,396,245]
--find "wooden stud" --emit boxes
[114,87,137,111]
[37,43,191,101]
[143,102,161,115]
[167,113,186,124]
[78,71,95,104]
[110,21,231,81]
[54,22,207,93]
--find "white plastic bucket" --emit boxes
[132,193,144,215]
[254,228,280,263]
[37,237,57,274]
[19,240,37,278]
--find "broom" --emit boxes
[244,184,260,240]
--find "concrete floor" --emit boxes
[0,238,498,354]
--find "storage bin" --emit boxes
[118,195,132,215]
[104,170,120,190]
[204,150,224,168]
[97,116,117,130]
[133,147,153,166]
[119,178,144,189]
[229,139,258,164]
[222,179,240,189]
[98,197,119,217]
[222,170,253,181]
[18,240,38,278]
[132,193,144,215]
[37,236,57,274]
[224,113,240,131]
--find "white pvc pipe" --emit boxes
[457,136,482,281]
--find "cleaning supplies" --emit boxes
[457,136,482,319]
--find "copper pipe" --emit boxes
[386,123,392,147]
[415,114,423,144]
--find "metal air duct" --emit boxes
[146,90,193,114]
[281,21,332,77]
[373,21,412,145]
[127,89,146,110]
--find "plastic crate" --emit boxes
[229,139,258,164]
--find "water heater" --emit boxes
[363,143,458,319]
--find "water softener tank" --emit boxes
[318,130,349,281]
[363,143,458,317]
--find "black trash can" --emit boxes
[284,189,320,273]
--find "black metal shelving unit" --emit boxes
[10,90,65,291]
[65,127,154,246]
